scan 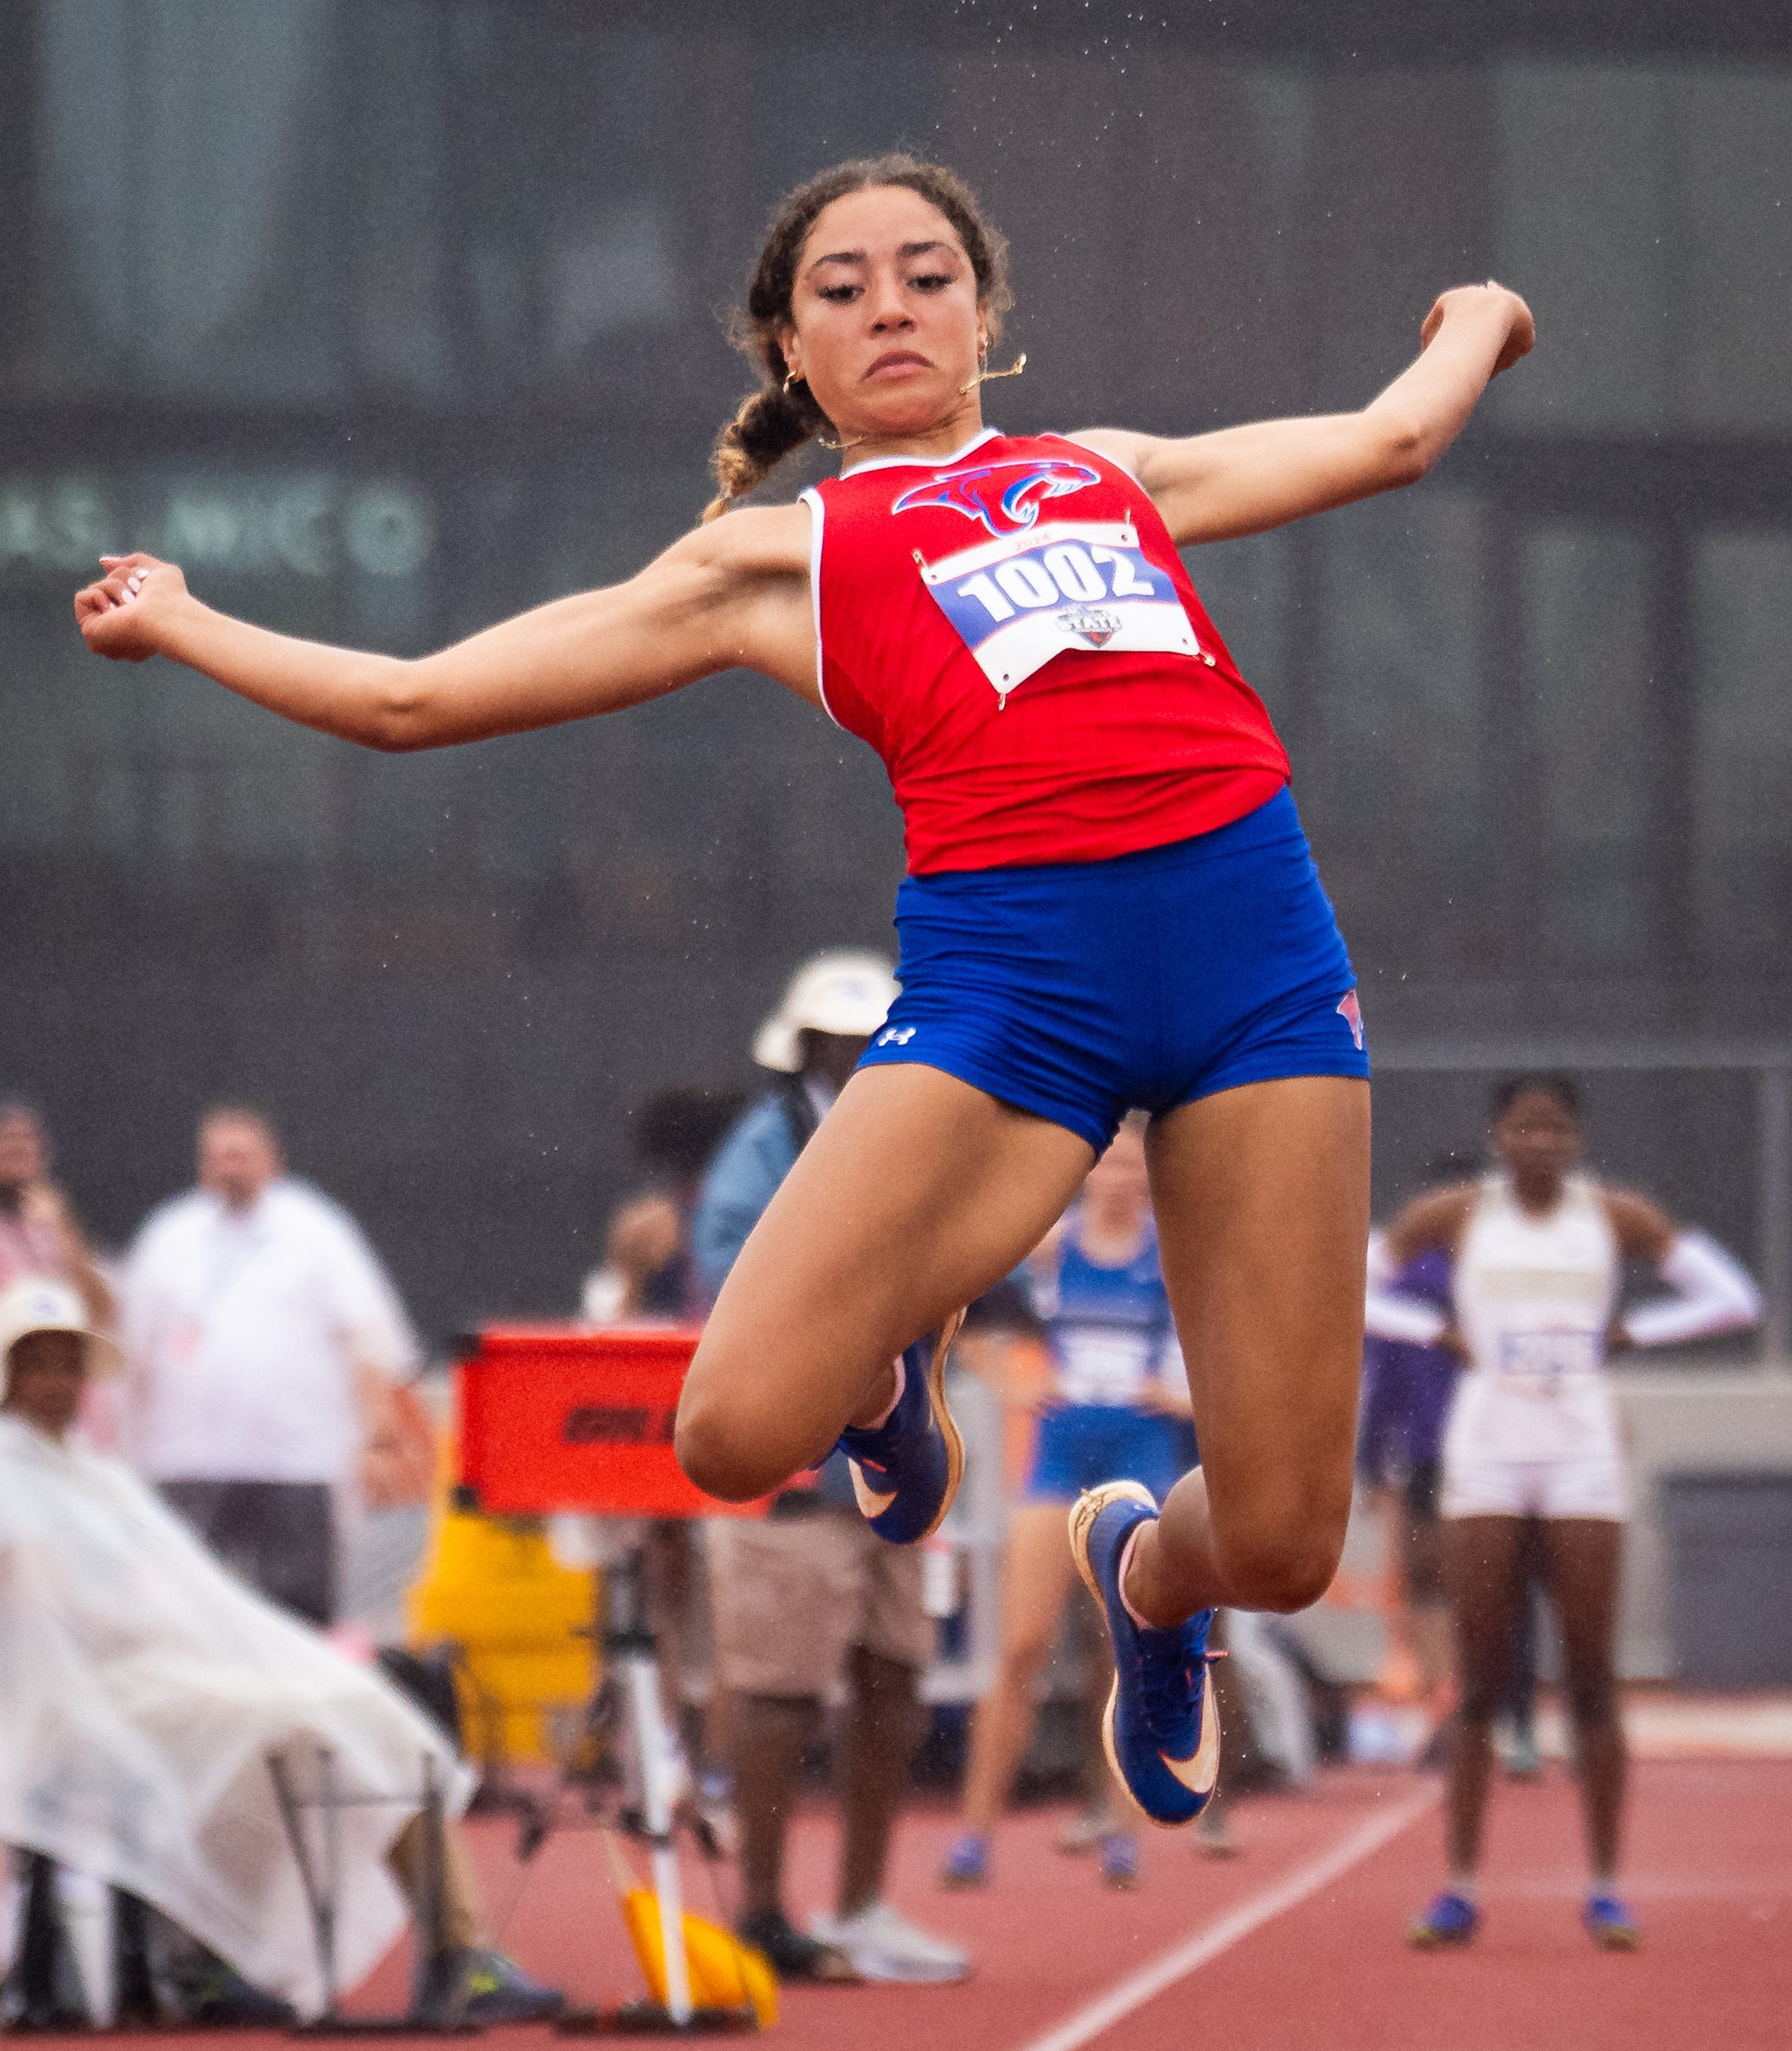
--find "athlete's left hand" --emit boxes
[1419,282,1535,377]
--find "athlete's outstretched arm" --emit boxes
[1077,282,1534,548]
[72,505,816,749]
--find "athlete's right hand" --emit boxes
[74,551,190,662]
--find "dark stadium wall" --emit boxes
[1,1,1788,1331]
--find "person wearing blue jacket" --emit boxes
[697,954,970,1989]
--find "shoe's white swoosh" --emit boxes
[849,1460,897,1520]
[1160,1667,1220,1796]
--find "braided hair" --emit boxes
[701,155,1011,522]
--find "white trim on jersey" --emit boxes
[797,487,843,731]
[835,425,1004,478]
[1056,429,1149,487]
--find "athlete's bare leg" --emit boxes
[959,1501,1085,1834]
[676,1064,1094,1503]
[1120,1075,1372,1621]
[1443,1514,1531,1876]
[1536,1516,1627,1880]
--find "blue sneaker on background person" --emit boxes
[1583,1892,1640,1951]
[1069,1480,1218,1827]
[1408,1890,1480,1949]
[938,1832,990,1889]
[838,1311,965,1544]
[1098,1832,1140,1890]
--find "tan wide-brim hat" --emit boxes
[751,950,900,1073]
[0,1277,123,1399]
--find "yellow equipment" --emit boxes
[604,1833,776,2029]
[407,1488,596,1767]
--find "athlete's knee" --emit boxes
[1212,1496,1348,1613]
[1218,1535,1341,1613]
[673,1389,784,1503]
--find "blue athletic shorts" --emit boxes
[1023,1404,1190,1506]
[857,786,1367,1151]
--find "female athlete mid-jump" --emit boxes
[76,155,1534,1829]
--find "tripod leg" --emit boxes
[626,1655,693,2025]
[269,1751,335,2020]
[407,1757,457,2024]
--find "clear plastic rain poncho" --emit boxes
[0,1416,471,2016]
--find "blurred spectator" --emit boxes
[696,953,969,1986]
[0,1278,559,2028]
[941,1119,1191,1894]
[118,1107,419,1627]
[583,1195,685,1324]
[0,1101,112,1326]
[582,1089,745,1323]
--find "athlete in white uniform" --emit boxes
[1367,1074,1759,1953]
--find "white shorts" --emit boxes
[1440,1448,1627,1523]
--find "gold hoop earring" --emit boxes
[782,367,803,395]
[961,350,1028,395]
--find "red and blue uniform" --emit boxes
[801,428,1367,1149]
[804,428,1288,875]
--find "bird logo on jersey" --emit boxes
[893,457,1100,537]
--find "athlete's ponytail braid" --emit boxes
[701,154,1011,523]
[704,380,827,523]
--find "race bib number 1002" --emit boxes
[915,520,1212,706]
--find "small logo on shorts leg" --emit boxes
[1336,991,1365,1051]
[876,1026,917,1047]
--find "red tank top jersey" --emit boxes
[801,427,1289,875]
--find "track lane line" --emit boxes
[1013,1783,1441,2051]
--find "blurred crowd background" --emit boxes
[3,0,1790,1331]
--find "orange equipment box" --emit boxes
[454,1322,769,1520]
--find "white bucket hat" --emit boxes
[0,1277,122,1399]
[751,950,900,1073]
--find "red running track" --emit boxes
[128,1759,1792,2051]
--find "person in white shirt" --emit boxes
[120,1107,419,1626]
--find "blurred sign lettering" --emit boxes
[0,475,433,579]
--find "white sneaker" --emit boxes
[807,1903,972,1983]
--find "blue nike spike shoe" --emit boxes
[1408,1891,1480,1949]
[837,1311,965,1545]
[1069,1481,1218,1827]
[1583,1892,1640,1951]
